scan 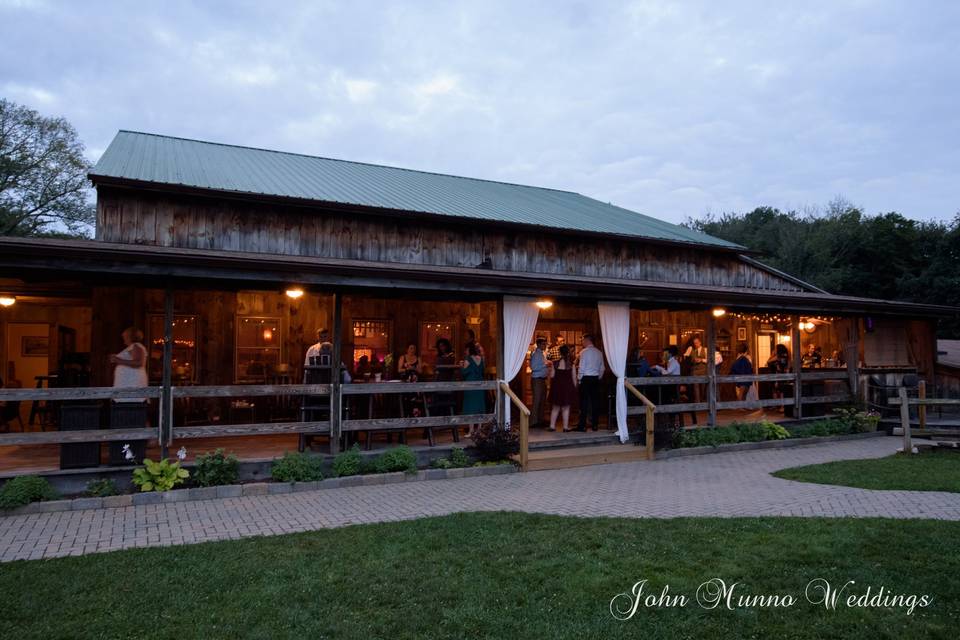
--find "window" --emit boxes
[352,319,391,370]
[419,321,457,368]
[236,316,281,382]
[148,314,198,382]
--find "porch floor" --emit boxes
[0,408,790,476]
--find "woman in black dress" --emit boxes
[548,345,578,432]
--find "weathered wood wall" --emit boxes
[96,188,808,292]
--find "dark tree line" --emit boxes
[687,199,960,337]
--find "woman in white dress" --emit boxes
[110,327,148,402]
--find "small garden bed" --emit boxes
[671,408,880,450]
[0,428,518,515]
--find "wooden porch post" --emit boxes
[707,314,717,427]
[846,317,860,402]
[791,315,802,419]
[160,287,174,459]
[330,292,343,455]
[898,386,911,452]
[496,296,505,426]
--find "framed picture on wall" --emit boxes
[737,327,747,341]
[21,336,49,357]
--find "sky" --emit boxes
[1,0,958,224]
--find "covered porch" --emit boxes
[0,237,940,478]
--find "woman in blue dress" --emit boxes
[460,343,486,438]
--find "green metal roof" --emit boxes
[90,131,743,250]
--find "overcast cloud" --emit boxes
[1,0,958,223]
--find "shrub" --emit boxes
[332,444,364,477]
[193,449,240,487]
[0,476,59,510]
[834,407,881,433]
[132,458,190,492]
[374,445,418,474]
[83,478,120,497]
[732,421,766,442]
[431,447,471,469]
[470,421,519,463]
[761,421,790,440]
[449,447,471,468]
[271,451,324,483]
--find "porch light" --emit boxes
[711,307,726,318]
[0,296,15,307]
[285,288,304,299]
[535,299,553,310]
[802,321,816,333]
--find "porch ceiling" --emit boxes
[0,236,956,318]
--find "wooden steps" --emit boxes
[520,443,650,471]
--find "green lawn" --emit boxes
[773,450,960,493]
[1,513,957,639]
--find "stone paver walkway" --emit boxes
[3,437,959,562]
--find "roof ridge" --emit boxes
[114,130,580,196]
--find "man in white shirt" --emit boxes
[652,346,681,405]
[576,334,605,431]
[304,328,351,383]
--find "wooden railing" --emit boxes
[888,384,958,452]
[625,370,853,416]
[500,381,530,471]
[624,381,655,460]
[341,380,497,433]
[171,384,333,444]
[0,386,161,446]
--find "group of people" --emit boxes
[528,334,606,432]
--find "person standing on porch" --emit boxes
[683,335,708,424]
[529,336,549,428]
[548,344,577,431]
[730,343,754,401]
[547,334,565,362]
[460,343,486,438]
[465,328,485,359]
[110,327,148,403]
[576,334,605,432]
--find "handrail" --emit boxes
[0,386,161,401]
[172,384,330,398]
[342,380,498,395]
[624,381,655,460]
[500,382,530,471]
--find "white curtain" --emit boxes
[598,301,631,443]
[501,296,541,427]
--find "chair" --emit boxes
[423,392,459,447]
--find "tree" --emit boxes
[687,200,960,337]
[0,98,94,236]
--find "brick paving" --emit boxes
[2,437,959,562]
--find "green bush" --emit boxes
[271,452,324,483]
[83,478,120,497]
[373,445,418,474]
[431,447,471,470]
[732,421,766,442]
[449,447,471,468]
[193,449,240,487]
[332,444,364,477]
[834,407,881,433]
[132,458,190,492]
[761,421,790,440]
[0,476,60,510]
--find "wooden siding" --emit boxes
[96,188,807,292]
